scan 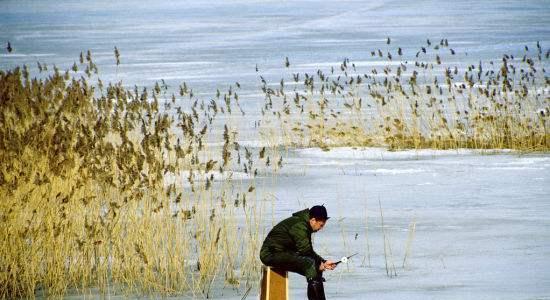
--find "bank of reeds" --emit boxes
[259,41,549,151]
[0,53,275,298]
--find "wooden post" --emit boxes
[260,266,289,300]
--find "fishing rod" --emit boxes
[334,253,359,265]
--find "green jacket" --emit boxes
[262,209,325,262]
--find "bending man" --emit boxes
[260,205,336,300]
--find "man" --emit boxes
[260,205,337,300]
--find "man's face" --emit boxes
[310,218,327,232]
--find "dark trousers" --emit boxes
[260,247,322,279]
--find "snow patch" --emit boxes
[364,168,426,175]
[494,157,550,166]
[478,166,545,171]
[164,170,254,186]
[297,60,407,68]
[0,53,55,58]
[295,147,483,160]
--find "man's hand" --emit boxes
[320,260,337,271]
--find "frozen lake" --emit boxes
[196,148,550,299]
[269,148,550,300]
[1,0,549,100]
[64,148,550,300]
[2,0,549,299]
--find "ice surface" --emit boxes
[1,0,549,299]
[249,148,550,300]
[159,147,549,300]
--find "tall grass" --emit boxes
[259,41,549,151]
[0,53,275,298]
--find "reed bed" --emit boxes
[0,52,276,299]
[259,41,549,151]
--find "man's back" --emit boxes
[262,209,312,254]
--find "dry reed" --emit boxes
[0,52,277,299]
[258,41,549,151]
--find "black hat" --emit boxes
[309,205,329,220]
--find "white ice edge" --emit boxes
[205,143,522,159]
[477,166,546,171]
[0,53,56,58]
[492,157,550,165]
[297,60,408,68]
[164,170,255,186]
[206,140,282,148]
[127,61,219,67]
[294,147,514,160]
